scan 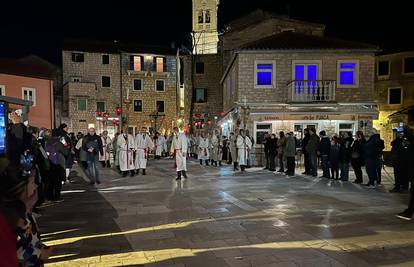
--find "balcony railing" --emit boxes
[288,80,336,102]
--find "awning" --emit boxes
[388,105,414,118]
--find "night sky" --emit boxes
[1,0,412,65]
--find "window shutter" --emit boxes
[163,57,167,72]
[129,55,134,70]
[153,57,157,71]
[140,56,144,71]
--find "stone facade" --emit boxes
[62,51,121,135]
[182,54,223,133]
[226,52,376,107]
[121,53,177,135]
[374,51,414,150]
[192,0,219,54]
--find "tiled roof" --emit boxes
[63,39,177,55]
[239,31,379,51]
[0,55,57,80]
[225,9,325,33]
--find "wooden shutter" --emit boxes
[129,55,134,70]
[163,57,167,72]
[153,57,157,71]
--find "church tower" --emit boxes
[192,0,219,54]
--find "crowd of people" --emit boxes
[1,109,414,267]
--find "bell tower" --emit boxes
[192,0,219,54]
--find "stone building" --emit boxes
[374,51,414,151]
[121,46,178,135]
[182,54,223,133]
[62,40,178,136]
[62,41,122,136]
[192,0,220,55]
[218,21,379,165]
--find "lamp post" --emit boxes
[240,96,251,130]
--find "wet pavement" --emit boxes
[40,159,414,267]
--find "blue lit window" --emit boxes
[338,61,359,87]
[256,63,274,86]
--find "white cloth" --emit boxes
[99,136,112,161]
[155,136,166,156]
[134,134,154,169]
[198,137,210,160]
[236,135,252,166]
[211,135,221,161]
[170,133,188,172]
[117,134,135,171]
[112,135,120,166]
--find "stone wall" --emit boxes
[121,53,177,134]
[62,51,121,134]
[236,51,376,104]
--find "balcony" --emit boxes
[288,80,336,102]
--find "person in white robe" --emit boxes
[170,127,188,180]
[236,129,252,172]
[117,130,135,177]
[134,127,154,175]
[211,130,221,166]
[154,132,166,159]
[99,130,112,168]
[198,134,210,166]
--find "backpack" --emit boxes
[46,143,59,165]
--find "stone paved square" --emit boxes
[40,159,414,267]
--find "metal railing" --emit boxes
[288,80,336,102]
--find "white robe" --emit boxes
[170,133,188,172]
[155,136,166,156]
[117,134,135,171]
[211,135,221,161]
[236,135,252,166]
[134,134,154,169]
[99,136,112,161]
[198,137,210,160]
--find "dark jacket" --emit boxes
[301,133,310,153]
[339,136,354,163]
[268,138,278,156]
[306,134,320,154]
[350,138,366,164]
[364,134,384,161]
[318,136,331,156]
[46,136,69,168]
[329,142,340,168]
[391,137,409,167]
[82,134,104,158]
[263,137,271,155]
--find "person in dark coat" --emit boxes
[301,129,310,175]
[268,134,278,172]
[285,132,296,176]
[376,136,385,185]
[306,128,320,177]
[389,130,410,193]
[57,123,74,181]
[318,130,331,178]
[351,131,366,184]
[82,127,104,185]
[329,136,340,180]
[396,127,414,220]
[339,132,353,181]
[263,133,271,170]
[364,129,383,188]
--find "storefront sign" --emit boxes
[255,114,359,121]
